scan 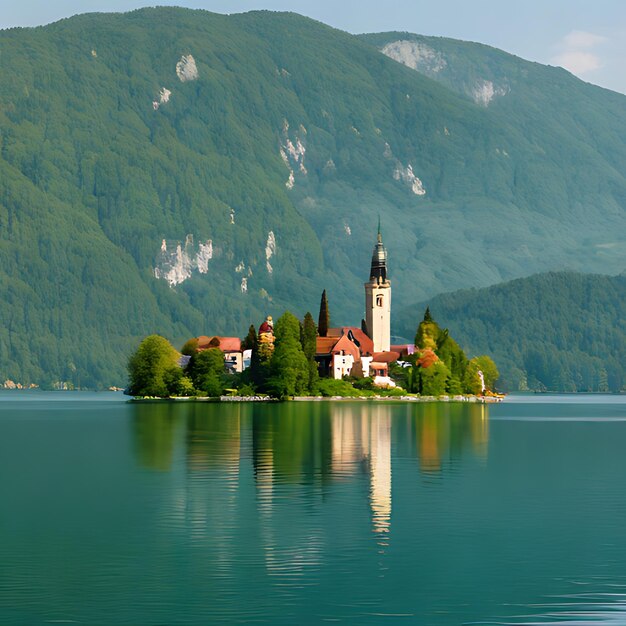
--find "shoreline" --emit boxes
[129,394,505,404]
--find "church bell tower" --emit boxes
[364,222,391,353]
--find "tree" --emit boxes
[188,348,225,397]
[269,311,309,397]
[301,312,319,392]
[418,360,450,396]
[415,309,469,384]
[128,335,180,397]
[241,325,257,351]
[464,355,499,394]
[318,290,330,337]
[181,337,199,356]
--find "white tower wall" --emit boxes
[365,278,391,353]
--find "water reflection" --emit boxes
[130,401,490,546]
[131,403,181,471]
[411,402,489,473]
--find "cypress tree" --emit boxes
[301,312,319,392]
[318,290,330,337]
[241,324,257,351]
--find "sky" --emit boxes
[1,0,626,94]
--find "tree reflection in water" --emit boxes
[130,401,490,546]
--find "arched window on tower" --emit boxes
[376,295,383,307]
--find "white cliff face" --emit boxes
[280,120,307,188]
[176,55,199,82]
[384,142,426,196]
[472,80,508,106]
[393,163,426,196]
[154,235,213,287]
[381,40,447,73]
[153,87,172,110]
[196,240,213,274]
[154,242,192,286]
[265,231,276,274]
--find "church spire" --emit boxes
[370,221,387,282]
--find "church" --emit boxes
[315,226,412,386]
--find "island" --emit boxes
[127,225,501,401]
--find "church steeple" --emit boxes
[370,219,388,282]
[364,220,391,353]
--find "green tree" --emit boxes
[181,337,199,356]
[188,348,225,397]
[269,311,309,397]
[464,355,500,394]
[318,290,330,338]
[241,325,257,351]
[128,335,180,397]
[419,360,450,396]
[301,312,319,392]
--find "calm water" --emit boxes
[1,393,626,625]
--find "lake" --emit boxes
[1,393,626,624]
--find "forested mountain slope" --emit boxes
[397,272,626,392]
[0,8,625,386]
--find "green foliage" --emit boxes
[268,311,309,397]
[241,325,257,351]
[127,334,179,397]
[415,319,439,351]
[181,338,199,356]
[415,310,469,383]
[418,360,450,396]
[399,271,626,392]
[464,356,500,394]
[318,290,330,338]
[236,383,257,397]
[301,312,319,392]
[188,348,225,397]
[317,378,373,397]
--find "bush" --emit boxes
[317,378,373,397]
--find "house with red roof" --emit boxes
[196,335,247,373]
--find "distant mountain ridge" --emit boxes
[0,8,624,386]
[397,271,626,392]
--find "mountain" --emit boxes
[397,272,626,392]
[0,8,624,386]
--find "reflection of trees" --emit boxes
[131,400,489,481]
[131,402,182,471]
[251,402,334,486]
[413,402,489,473]
[185,403,243,474]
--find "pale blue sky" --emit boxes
[2,0,625,93]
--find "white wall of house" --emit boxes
[332,352,355,379]
[361,356,373,378]
[224,351,244,373]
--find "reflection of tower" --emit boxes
[369,407,392,537]
[364,223,391,353]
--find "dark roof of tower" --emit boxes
[370,223,388,281]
